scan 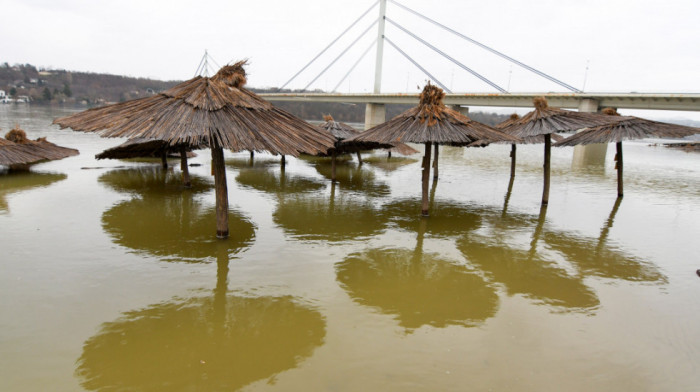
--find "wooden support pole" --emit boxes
[161,151,168,169]
[281,155,286,166]
[616,142,624,198]
[432,144,439,181]
[421,142,432,216]
[387,150,392,159]
[542,134,551,206]
[211,147,229,239]
[250,150,254,159]
[509,144,517,178]
[331,151,337,182]
[180,146,191,188]
[356,151,363,165]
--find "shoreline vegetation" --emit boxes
[0,63,512,125]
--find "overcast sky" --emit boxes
[2,0,699,119]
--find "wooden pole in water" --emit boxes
[161,151,168,169]
[356,152,363,165]
[331,151,337,182]
[432,144,439,181]
[509,144,517,178]
[387,150,392,160]
[211,146,229,238]
[281,155,286,166]
[542,134,551,205]
[615,142,624,198]
[180,146,191,188]
[250,150,254,159]
[421,142,432,216]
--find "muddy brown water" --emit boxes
[1,105,699,391]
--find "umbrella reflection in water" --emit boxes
[0,171,67,212]
[99,167,255,262]
[336,215,498,330]
[76,244,326,391]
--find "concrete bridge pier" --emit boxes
[572,98,608,167]
[449,105,470,116]
[364,103,386,130]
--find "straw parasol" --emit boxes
[317,114,402,181]
[0,137,45,167]
[554,108,700,197]
[345,82,519,215]
[498,97,614,205]
[54,61,336,238]
[96,138,197,186]
[494,113,564,179]
[1,127,78,168]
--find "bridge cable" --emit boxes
[194,52,207,77]
[386,18,507,93]
[389,0,582,93]
[280,0,379,90]
[303,19,379,91]
[332,40,377,93]
[194,50,223,77]
[384,37,451,93]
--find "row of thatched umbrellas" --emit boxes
[51,63,699,239]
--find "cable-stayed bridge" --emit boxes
[252,0,699,129]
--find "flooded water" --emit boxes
[1,105,699,391]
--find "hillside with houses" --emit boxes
[0,63,511,125]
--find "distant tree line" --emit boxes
[0,63,510,125]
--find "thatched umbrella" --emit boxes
[54,61,336,238]
[317,114,397,181]
[499,97,614,205]
[554,108,700,197]
[0,137,45,167]
[494,113,564,179]
[96,138,197,186]
[1,127,78,169]
[346,83,519,215]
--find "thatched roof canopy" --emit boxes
[494,113,564,145]
[554,109,700,146]
[317,114,393,155]
[54,61,336,156]
[345,83,519,146]
[1,128,78,166]
[499,97,614,138]
[95,138,196,160]
[320,114,360,140]
[0,137,45,166]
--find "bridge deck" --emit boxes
[260,92,700,111]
